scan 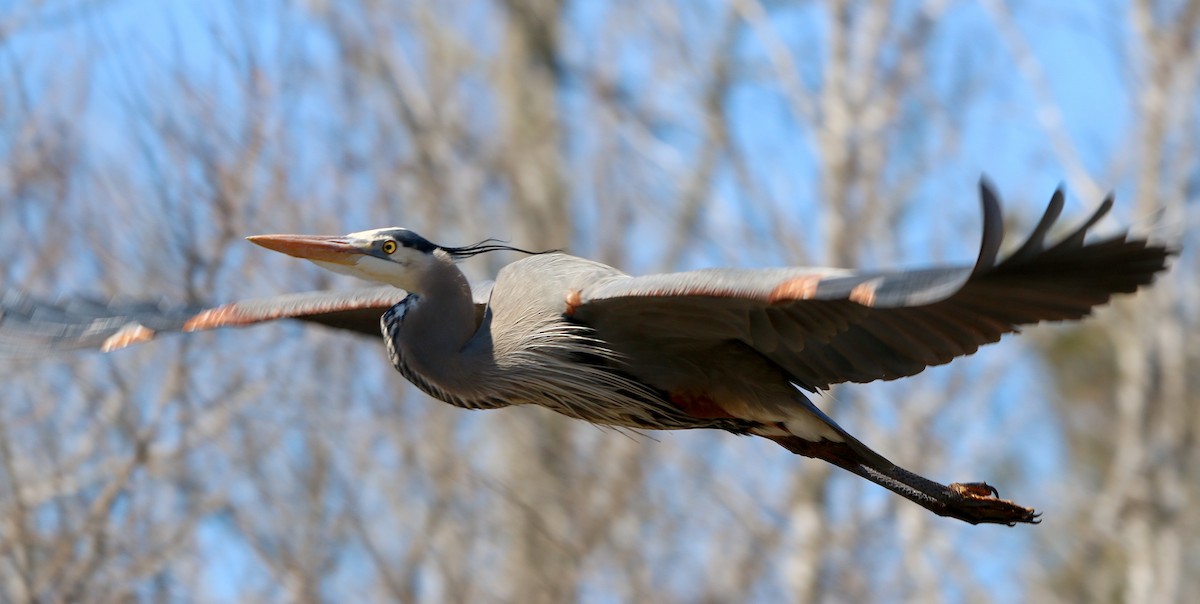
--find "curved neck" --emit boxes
[384,254,498,406]
[405,254,477,350]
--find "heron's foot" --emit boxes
[951,481,999,498]
[943,482,1040,526]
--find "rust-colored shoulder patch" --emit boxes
[767,275,823,304]
[100,323,157,352]
[182,305,252,332]
[564,289,583,317]
[848,281,879,307]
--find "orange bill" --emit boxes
[246,235,363,265]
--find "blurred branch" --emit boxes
[980,0,1102,200]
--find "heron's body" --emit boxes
[384,251,825,437]
[0,182,1174,525]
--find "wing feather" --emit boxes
[573,182,1173,390]
[1,284,497,354]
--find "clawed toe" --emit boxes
[950,481,1000,499]
[946,482,1040,526]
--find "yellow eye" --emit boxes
[381,240,398,254]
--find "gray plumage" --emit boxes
[0,182,1174,525]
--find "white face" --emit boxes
[312,254,421,291]
[248,227,441,293]
[312,229,436,292]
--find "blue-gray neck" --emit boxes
[379,259,510,410]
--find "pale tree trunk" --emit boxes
[987,0,1199,601]
[494,1,580,602]
[1092,2,1197,602]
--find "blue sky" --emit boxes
[0,1,1159,601]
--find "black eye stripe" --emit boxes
[394,231,438,252]
[367,228,546,259]
[374,229,438,253]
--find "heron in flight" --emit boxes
[0,183,1172,525]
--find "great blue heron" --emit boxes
[0,183,1173,525]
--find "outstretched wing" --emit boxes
[0,282,496,354]
[572,182,1172,391]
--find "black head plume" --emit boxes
[441,238,556,260]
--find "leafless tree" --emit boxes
[0,1,1190,603]
[982,1,1199,602]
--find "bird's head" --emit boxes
[248,228,442,291]
[247,228,543,292]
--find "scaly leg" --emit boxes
[770,435,1040,526]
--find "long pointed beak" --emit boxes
[246,234,364,266]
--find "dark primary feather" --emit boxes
[571,182,1172,391]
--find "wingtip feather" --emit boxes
[974,178,1005,274]
[1006,186,1066,263]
